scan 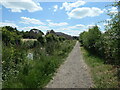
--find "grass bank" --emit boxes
[81,47,119,88]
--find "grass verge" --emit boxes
[80,47,119,88]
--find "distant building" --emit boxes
[46,30,73,40]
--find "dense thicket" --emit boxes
[2,26,75,88]
[2,26,22,46]
[79,3,120,65]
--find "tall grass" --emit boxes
[2,40,76,88]
[81,47,119,88]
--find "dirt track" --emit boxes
[46,41,93,88]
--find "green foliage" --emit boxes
[79,25,101,53]
[81,47,119,88]
[79,3,120,65]
[2,26,21,46]
[58,36,66,41]
[37,35,45,46]
[2,45,27,88]
[21,40,35,49]
[22,29,44,39]
[33,41,41,48]
[46,33,59,42]
[73,36,79,40]
[103,6,120,64]
[45,34,59,55]
[2,26,76,88]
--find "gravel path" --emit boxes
[46,41,94,88]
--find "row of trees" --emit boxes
[2,26,66,47]
[79,3,120,65]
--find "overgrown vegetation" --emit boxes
[79,2,120,88]
[2,26,76,88]
[81,47,119,88]
[79,2,120,65]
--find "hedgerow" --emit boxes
[79,2,120,65]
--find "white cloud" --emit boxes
[65,30,82,36]
[19,26,50,34]
[69,24,85,29]
[53,23,86,36]
[0,22,18,28]
[20,26,49,30]
[87,24,101,29]
[0,0,43,12]
[87,25,95,28]
[109,7,118,14]
[60,0,85,11]
[54,23,102,36]
[67,7,104,19]
[20,17,45,25]
[46,19,51,22]
[106,19,111,21]
[53,5,58,12]
[103,7,118,14]
[55,25,85,36]
[48,21,68,27]
[0,21,102,36]
[0,21,49,34]
[56,28,82,36]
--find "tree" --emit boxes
[80,25,101,53]
[103,2,120,64]
[79,31,86,46]
[37,35,45,46]
[2,26,21,46]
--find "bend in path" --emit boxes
[46,41,94,88]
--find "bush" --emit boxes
[79,25,101,54]
[2,29,76,88]
[2,26,21,46]
[79,3,120,65]
[37,35,45,46]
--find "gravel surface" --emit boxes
[46,41,94,88]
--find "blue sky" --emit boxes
[0,0,118,36]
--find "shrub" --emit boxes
[79,2,120,65]
[79,25,101,54]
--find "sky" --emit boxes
[0,0,119,36]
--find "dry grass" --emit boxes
[21,39,37,42]
[81,47,119,88]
